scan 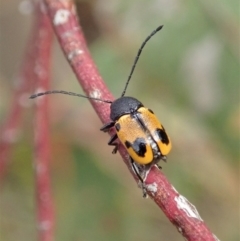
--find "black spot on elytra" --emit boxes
[125,140,131,148]
[156,128,169,144]
[132,138,147,157]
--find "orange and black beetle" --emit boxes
[100,96,171,168]
[30,25,172,195]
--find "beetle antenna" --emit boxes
[29,90,112,104]
[121,25,163,97]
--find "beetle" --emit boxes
[30,25,172,195]
[100,95,171,164]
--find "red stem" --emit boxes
[0,1,55,240]
[42,0,219,240]
[32,2,54,241]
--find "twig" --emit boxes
[31,2,54,241]
[41,0,220,240]
[0,1,55,240]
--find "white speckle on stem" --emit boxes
[175,195,203,221]
[38,220,51,231]
[89,90,102,100]
[34,62,46,79]
[53,9,71,25]
[146,182,158,194]
[34,162,46,175]
[67,49,83,61]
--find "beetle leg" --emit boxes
[100,121,115,132]
[108,134,118,154]
[130,158,144,183]
[130,158,147,198]
[148,155,166,170]
[161,155,167,162]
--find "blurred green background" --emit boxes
[0,0,239,240]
